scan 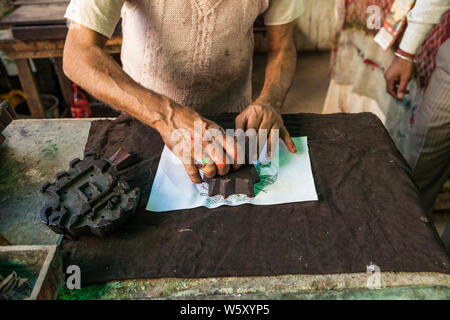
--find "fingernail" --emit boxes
[291,143,297,153]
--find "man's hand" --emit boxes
[384,57,413,99]
[235,103,297,157]
[233,22,298,167]
[154,98,234,184]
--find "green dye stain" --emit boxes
[254,162,278,196]
[41,144,58,159]
[57,283,111,300]
[0,148,30,197]
[254,137,304,196]
[57,281,155,300]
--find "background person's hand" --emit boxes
[384,57,413,99]
[154,99,234,183]
[235,104,297,169]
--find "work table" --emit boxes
[0,118,449,299]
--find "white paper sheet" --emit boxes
[146,137,318,212]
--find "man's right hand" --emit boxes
[384,57,413,99]
[151,98,234,184]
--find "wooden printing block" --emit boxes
[205,164,260,198]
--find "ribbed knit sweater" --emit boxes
[120,0,269,116]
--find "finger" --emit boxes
[246,113,263,162]
[212,152,230,176]
[201,123,231,176]
[223,131,241,171]
[214,160,230,176]
[202,162,217,179]
[214,162,230,176]
[397,75,409,99]
[215,128,235,174]
[258,117,273,155]
[234,113,248,169]
[247,112,263,132]
[184,163,203,184]
[233,134,245,171]
[235,114,247,131]
[385,74,398,98]
[223,129,238,168]
[281,126,297,153]
[205,142,230,176]
[268,125,278,157]
[232,152,242,170]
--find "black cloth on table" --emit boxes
[61,113,450,285]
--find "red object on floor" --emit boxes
[70,84,91,118]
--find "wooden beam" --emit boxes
[12,25,68,41]
[14,0,69,4]
[5,45,121,59]
[0,4,67,26]
[15,59,46,118]
[0,36,122,59]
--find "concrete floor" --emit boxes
[252,51,331,114]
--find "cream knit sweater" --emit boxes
[120,0,269,116]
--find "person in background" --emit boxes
[384,0,450,212]
[384,0,450,245]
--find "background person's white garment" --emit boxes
[399,0,450,54]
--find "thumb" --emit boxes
[397,74,410,99]
[281,127,297,153]
[184,162,203,184]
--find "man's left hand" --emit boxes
[235,104,297,163]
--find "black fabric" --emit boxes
[61,113,450,286]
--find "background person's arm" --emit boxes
[63,24,232,182]
[399,0,450,55]
[385,0,450,99]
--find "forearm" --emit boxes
[63,35,172,132]
[399,0,450,54]
[255,43,297,110]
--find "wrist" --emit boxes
[395,49,416,63]
[136,93,175,133]
[254,96,283,111]
[152,96,179,134]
